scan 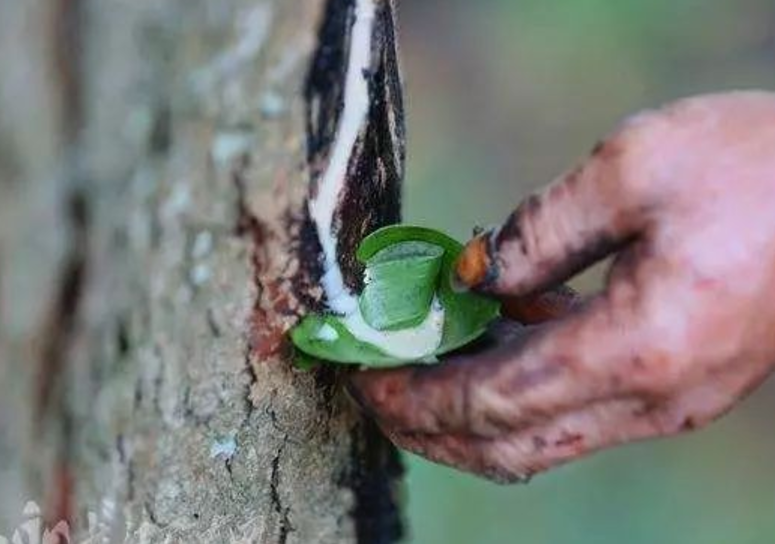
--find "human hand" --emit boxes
[349,91,775,482]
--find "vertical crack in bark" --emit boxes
[242,345,259,417]
[269,440,295,544]
[36,192,89,421]
[39,0,86,421]
[35,189,89,532]
[233,159,297,364]
[35,0,87,529]
[144,500,166,529]
[233,159,265,433]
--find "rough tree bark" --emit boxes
[0,0,405,542]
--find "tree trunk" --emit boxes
[0,0,404,542]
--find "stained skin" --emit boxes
[349,91,775,482]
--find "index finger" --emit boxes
[456,112,663,297]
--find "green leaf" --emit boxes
[290,314,401,367]
[290,225,500,367]
[359,241,444,331]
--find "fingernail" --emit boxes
[454,233,498,292]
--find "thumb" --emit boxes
[456,126,657,296]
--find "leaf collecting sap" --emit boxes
[290,226,500,367]
[359,241,444,331]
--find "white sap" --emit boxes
[342,297,445,360]
[308,0,376,315]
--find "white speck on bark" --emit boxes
[210,435,237,460]
[191,231,214,259]
[190,263,211,286]
[211,130,256,167]
[260,90,288,119]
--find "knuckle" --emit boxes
[482,439,550,483]
[596,109,671,205]
[358,376,397,412]
[354,371,419,428]
[465,379,517,437]
[657,407,715,436]
[625,300,707,396]
[623,348,691,396]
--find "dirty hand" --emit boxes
[349,91,775,482]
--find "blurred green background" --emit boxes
[398,2,775,543]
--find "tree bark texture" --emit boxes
[0,0,404,542]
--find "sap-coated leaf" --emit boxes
[359,226,500,356]
[290,314,421,367]
[290,225,500,367]
[359,241,443,331]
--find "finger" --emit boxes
[455,122,659,296]
[385,353,771,482]
[351,250,659,438]
[501,284,581,325]
[462,370,760,480]
[386,395,678,483]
